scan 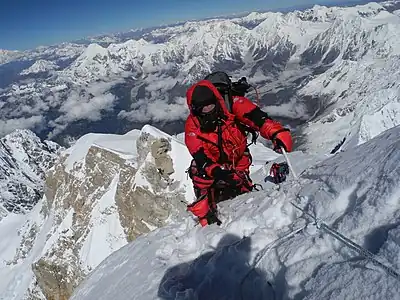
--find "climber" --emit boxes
[184,71,293,227]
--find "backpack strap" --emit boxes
[234,117,259,147]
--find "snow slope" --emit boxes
[0,129,61,214]
[20,59,59,75]
[72,125,400,300]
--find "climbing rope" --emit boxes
[239,223,308,300]
[290,201,400,281]
[239,149,400,300]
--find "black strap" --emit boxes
[217,119,228,164]
[196,135,219,148]
[234,117,259,146]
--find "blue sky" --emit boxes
[1,0,365,50]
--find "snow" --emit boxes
[79,174,127,272]
[0,50,23,65]
[63,129,140,172]
[20,59,59,75]
[2,2,400,298]
[40,208,74,256]
[71,125,400,300]
[0,199,54,300]
[300,36,400,153]
[0,213,27,262]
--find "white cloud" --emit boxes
[0,116,44,136]
[46,121,68,140]
[263,97,309,119]
[46,81,118,138]
[86,80,122,95]
[118,96,189,123]
[54,92,116,128]
[144,76,179,93]
[10,99,50,117]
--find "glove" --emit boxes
[212,167,239,187]
[272,129,293,153]
[187,196,221,227]
[204,210,222,226]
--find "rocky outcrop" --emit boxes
[151,138,174,179]
[31,128,189,299]
[32,258,83,300]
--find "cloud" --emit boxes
[9,99,50,117]
[46,122,68,140]
[57,92,116,123]
[263,97,309,119]
[144,76,180,93]
[54,81,118,123]
[118,96,189,123]
[46,81,119,138]
[0,116,44,136]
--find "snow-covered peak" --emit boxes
[0,124,201,299]
[27,42,86,61]
[0,49,23,65]
[83,43,109,59]
[61,129,140,173]
[251,10,330,55]
[0,129,61,214]
[20,59,59,75]
[235,11,272,24]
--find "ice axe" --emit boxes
[281,147,298,180]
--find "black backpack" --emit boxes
[204,71,234,112]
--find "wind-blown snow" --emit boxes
[71,125,400,300]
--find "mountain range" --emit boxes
[0,1,399,152]
[0,1,400,299]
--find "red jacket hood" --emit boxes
[186,80,231,116]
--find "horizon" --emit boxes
[1,0,378,51]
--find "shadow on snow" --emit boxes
[157,233,277,300]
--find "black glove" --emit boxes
[212,167,239,187]
[204,210,222,226]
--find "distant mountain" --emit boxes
[1,2,400,298]
[20,59,59,76]
[0,129,61,214]
[0,2,399,155]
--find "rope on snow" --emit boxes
[290,201,400,281]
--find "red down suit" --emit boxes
[184,80,292,226]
